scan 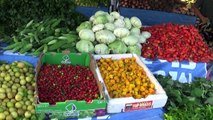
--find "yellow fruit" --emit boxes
[97,57,155,98]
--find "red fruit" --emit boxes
[37,64,100,103]
[141,23,213,62]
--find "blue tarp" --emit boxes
[68,108,164,120]
[141,57,207,83]
[0,54,38,67]
[75,6,197,26]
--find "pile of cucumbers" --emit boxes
[3,18,79,56]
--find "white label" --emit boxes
[61,55,71,64]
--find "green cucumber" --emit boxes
[40,36,54,44]
[25,20,34,28]
[19,43,33,54]
[10,43,26,53]
[61,43,76,49]
[47,40,58,45]
[43,44,48,53]
[35,44,46,52]
[3,42,22,50]
[29,51,41,56]
[51,19,61,28]
[49,40,67,51]
[13,36,19,43]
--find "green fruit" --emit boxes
[11,111,18,119]
[19,75,25,80]
[12,85,18,90]
[24,111,31,118]
[17,109,24,116]
[19,69,24,73]
[9,72,14,76]
[5,65,10,70]
[15,94,22,101]
[4,75,11,81]
[0,66,5,71]
[6,115,13,120]
[0,107,4,112]
[9,108,16,113]
[32,83,36,87]
[28,68,34,73]
[0,93,6,99]
[10,99,16,103]
[0,77,3,81]
[27,105,34,111]
[17,62,25,68]
[25,101,31,106]
[13,68,19,72]
[1,102,6,107]
[25,77,32,82]
[15,102,22,108]
[17,88,24,93]
[7,102,14,108]
[14,72,20,77]
[0,72,6,77]
[3,111,9,116]
[31,109,35,114]
[31,115,37,120]
[23,67,28,72]
[12,61,17,66]
[3,98,9,103]
[27,90,33,95]
[0,113,6,119]
[5,88,11,93]
[22,105,27,110]
[29,97,34,102]
[12,90,17,94]
[20,79,26,85]
[7,93,13,99]
[0,88,5,93]
[2,84,8,89]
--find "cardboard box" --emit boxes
[35,52,107,119]
[93,54,168,113]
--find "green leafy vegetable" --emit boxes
[155,75,213,120]
[108,40,127,54]
[76,40,94,53]
[0,0,86,38]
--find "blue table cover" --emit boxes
[141,57,207,83]
[75,6,197,26]
[67,108,164,120]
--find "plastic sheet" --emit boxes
[75,6,197,26]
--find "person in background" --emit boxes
[192,0,213,47]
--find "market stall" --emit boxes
[0,0,213,120]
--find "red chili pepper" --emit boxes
[141,23,213,62]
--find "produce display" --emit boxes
[1,0,213,119]
[120,0,195,16]
[141,23,213,62]
[156,75,213,120]
[37,64,100,104]
[0,61,36,119]
[0,0,86,37]
[97,57,155,99]
[3,19,78,56]
[75,11,151,55]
